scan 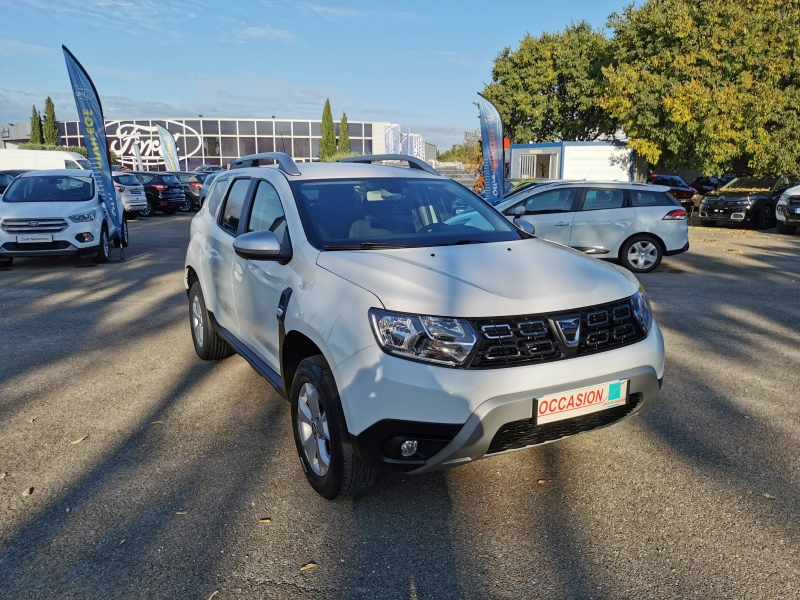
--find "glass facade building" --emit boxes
[59,118,380,171]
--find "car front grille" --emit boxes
[466,297,646,369]
[486,393,643,454]
[1,217,69,234]
[2,241,72,251]
[788,196,800,206]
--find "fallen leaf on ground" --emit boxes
[537,479,551,484]
[690,238,720,244]
[119,539,126,546]
[763,493,776,499]
[151,421,163,425]
[300,562,318,572]
[724,248,743,254]
[175,511,188,515]
[29,417,37,423]
[70,436,88,445]
[22,487,34,497]
[0,472,6,479]
[207,591,219,600]
[258,518,272,524]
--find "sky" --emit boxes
[0,0,627,149]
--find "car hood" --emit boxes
[706,189,768,199]
[0,199,98,218]
[316,238,638,317]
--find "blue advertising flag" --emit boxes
[156,124,181,171]
[477,93,504,200]
[62,45,121,237]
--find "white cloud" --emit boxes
[303,3,364,20]
[0,38,54,58]
[240,26,293,42]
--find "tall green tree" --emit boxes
[29,105,43,145]
[319,99,336,160]
[338,112,350,154]
[484,21,617,143]
[602,0,800,175]
[42,97,60,146]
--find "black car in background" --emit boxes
[130,171,185,216]
[169,171,209,212]
[699,175,798,229]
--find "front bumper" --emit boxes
[699,205,753,222]
[777,205,800,223]
[336,322,664,472]
[0,220,103,258]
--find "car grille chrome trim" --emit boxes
[1,218,69,234]
[466,297,646,369]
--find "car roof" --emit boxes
[494,180,671,207]
[18,169,93,179]
[226,161,443,182]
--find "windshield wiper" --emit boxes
[323,242,409,250]
[450,240,484,245]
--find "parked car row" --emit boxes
[698,175,798,231]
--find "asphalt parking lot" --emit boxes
[1,214,799,599]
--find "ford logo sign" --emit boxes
[28,221,40,226]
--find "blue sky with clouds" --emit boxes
[0,0,626,148]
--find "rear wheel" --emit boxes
[189,282,234,360]
[776,221,797,235]
[139,201,154,217]
[92,226,109,264]
[291,356,377,500]
[700,219,717,227]
[179,195,193,212]
[619,235,663,273]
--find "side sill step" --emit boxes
[217,326,286,399]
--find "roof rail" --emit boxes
[338,154,440,175]
[230,152,301,176]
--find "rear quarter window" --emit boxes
[136,174,153,183]
[632,191,678,207]
[205,176,231,216]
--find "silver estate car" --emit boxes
[493,181,690,273]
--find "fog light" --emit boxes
[76,233,94,243]
[400,440,418,457]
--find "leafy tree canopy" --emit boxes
[437,130,482,164]
[484,21,617,143]
[603,0,800,175]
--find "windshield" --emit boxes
[652,176,687,187]
[160,174,181,185]
[290,177,522,249]
[721,177,774,191]
[3,175,94,203]
[113,174,140,185]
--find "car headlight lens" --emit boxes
[370,309,477,366]
[631,286,653,334]
[777,195,788,206]
[68,212,96,223]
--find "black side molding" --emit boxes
[207,309,286,398]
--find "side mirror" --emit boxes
[513,218,535,236]
[233,230,282,260]
[507,204,526,216]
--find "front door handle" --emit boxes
[555,222,569,226]
[233,262,243,282]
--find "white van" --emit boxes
[0,148,92,171]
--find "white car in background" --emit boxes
[494,181,690,273]
[0,169,128,267]
[112,171,148,216]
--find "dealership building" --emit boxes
[2,117,436,170]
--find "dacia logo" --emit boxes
[551,315,581,348]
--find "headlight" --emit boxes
[370,309,477,366]
[68,212,96,223]
[631,286,653,334]
[778,195,788,206]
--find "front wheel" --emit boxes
[776,221,797,235]
[92,226,109,264]
[189,282,233,360]
[619,235,663,273]
[754,204,774,230]
[138,201,154,217]
[291,356,377,500]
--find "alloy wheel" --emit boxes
[192,295,204,347]
[101,230,109,258]
[297,382,331,476]
[627,240,658,270]
[760,207,772,229]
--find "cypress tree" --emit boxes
[29,105,43,144]
[319,99,336,160]
[43,97,60,146]
[338,112,350,154]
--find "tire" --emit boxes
[700,219,717,227]
[776,221,797,235]
[619,234,663,274]
[139,201,155,217]
[754,204,774,230]
[189,282,234,361]
[92,226,109,264]
[0,257,12,267]
[291,356,377,500]
[163,207,178,215]
[179,194,193,212]
[113,218,129,248]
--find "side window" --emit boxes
[219,178,250,235]
[247,180,287,241]
[205,176,231,216]
[521,188,577,214]
[64,160,81,169]
[582,189,625,211]
[774,176,791,193]
[631,191,673,207]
